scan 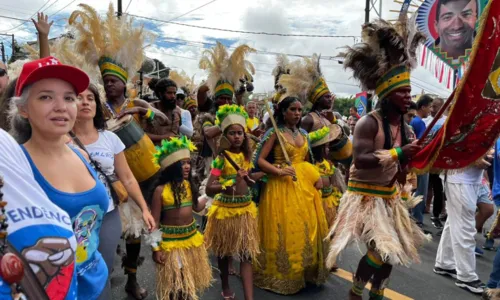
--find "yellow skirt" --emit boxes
[155,221,213,300]
[204,194,260,260]
[254,162,330,295]
[321,187,342,228]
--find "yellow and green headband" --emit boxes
[152,136,197,170]
[215,104,248,132]
[183,97,198,110]
[98,56,128,84]
[375,65,410,100]
[214,80,234,99]
[309,77,330,104]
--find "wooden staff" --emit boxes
[263,98,297,181]
[218,136,255,185]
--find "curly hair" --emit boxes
[154,160,198,209]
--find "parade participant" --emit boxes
[205,104,263,300]
[195,42,256,179]
[325,17,429,300]
[253,87,329,293]
[149,78,183,142]
[147,136,211,300]
[0,128,79,299]
[309,125,343,227]
[170,70,195,138]
[9,56,109,299]
[68,4,168,298]
[72,83,156,294]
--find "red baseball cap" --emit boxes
[15,56,90,97]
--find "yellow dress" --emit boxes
[315,159,343,228]
[254,130,329,295]
[204,152,260,260]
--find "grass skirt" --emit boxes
[204,194,260,260]
[155,221,212,300]
[326,182,430,268]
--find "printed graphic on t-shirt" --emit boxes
[73,205,104,265]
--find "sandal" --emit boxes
[221,292,236,299]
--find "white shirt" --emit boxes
[444,167,484,185]
[423,116,433,127]
[86,130,126,212]
[180,108,193,138]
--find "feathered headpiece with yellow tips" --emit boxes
[153,136,197,170]
[309,124,341,147]
[199,42,256,99]
[215,104,249,132]
[339,15,424,100]
[271,54,290,103]
[68,3,154,84]
[278,54,330,104]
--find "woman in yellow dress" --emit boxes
[253,96,329,295]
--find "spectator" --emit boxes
[410,95,433,229]
[349,106,361,120]
[404,101,418,125]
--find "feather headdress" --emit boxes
[153,136,197,170]
[215,104,248,132]
[339,15,425,99]
[169,70,196,95]
[199,42,255,99]
[68,3,154,83]
[278,53,330,104]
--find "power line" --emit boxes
[48,0,78,17]
[124,0,133,14]
[0,14,64,27]
[1,0,51,33]
[42,0,61,14]
[163,0,218,23]
[127,12,359,39]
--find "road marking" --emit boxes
[334,268,414,300]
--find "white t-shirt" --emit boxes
[86,130,126,212]
[0,129,78,298]
[444,167,484,185]
[423,116,433,127]
[180,108,194,138]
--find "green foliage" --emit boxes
[334,97,355,117]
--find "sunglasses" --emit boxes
[0,69,6,77]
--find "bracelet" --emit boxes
[145,109,155,122]
[389,147,404,162]
[152,245,160,252]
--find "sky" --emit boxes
[0,0,454,98]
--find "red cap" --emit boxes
[15,56,90,97]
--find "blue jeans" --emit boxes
[488,247,500,288]
[412,173,429,224]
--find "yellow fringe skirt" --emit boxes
[204,194,260,260]
[155,220,213,300]
[321,186,342,228]
[325,182,431,269]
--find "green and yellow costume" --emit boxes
[204,105,260,259]
[253,128,329,295]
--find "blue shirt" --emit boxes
[493,139,500,205]
[21,145,109,300]
[0,130,78,300]
[410,116,426,139]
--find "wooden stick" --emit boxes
[221,150,256,185]
[263,98,297,181]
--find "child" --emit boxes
[147,136,212,300]
[204,105,263,300]
[309,125,345,228]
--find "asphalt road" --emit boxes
[110,214,496,300]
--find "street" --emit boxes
[111,215,494,299]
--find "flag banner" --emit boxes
[355,92,368,117]
[410,0,500,172]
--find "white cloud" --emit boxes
[0,0,452,98]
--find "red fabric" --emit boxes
[410,1,500,171]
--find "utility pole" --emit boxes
[0,42,5,63]
[365,0,370,23]
[117,0,122,18]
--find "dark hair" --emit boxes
[148,77,159,90]
[408,101,417,111]
[416,94,433,110]
[380,98,410,150]
[154,160,198,209]
[0,78,17,131]
[312,144,327,162]
[86,83,106,131]
[223,124,252,161]
[436,0,476,22]
[153,78,177,99]
[274,96,301,127]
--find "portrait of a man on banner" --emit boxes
[416,0,487,67]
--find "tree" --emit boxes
[152,58,170,78]
[8,39,26,64]
[334,97,355,117]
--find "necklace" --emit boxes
[104,98,131,118]
[280,126,299,139]
[389,123,401,146]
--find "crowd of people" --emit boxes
[0,3,499,300]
